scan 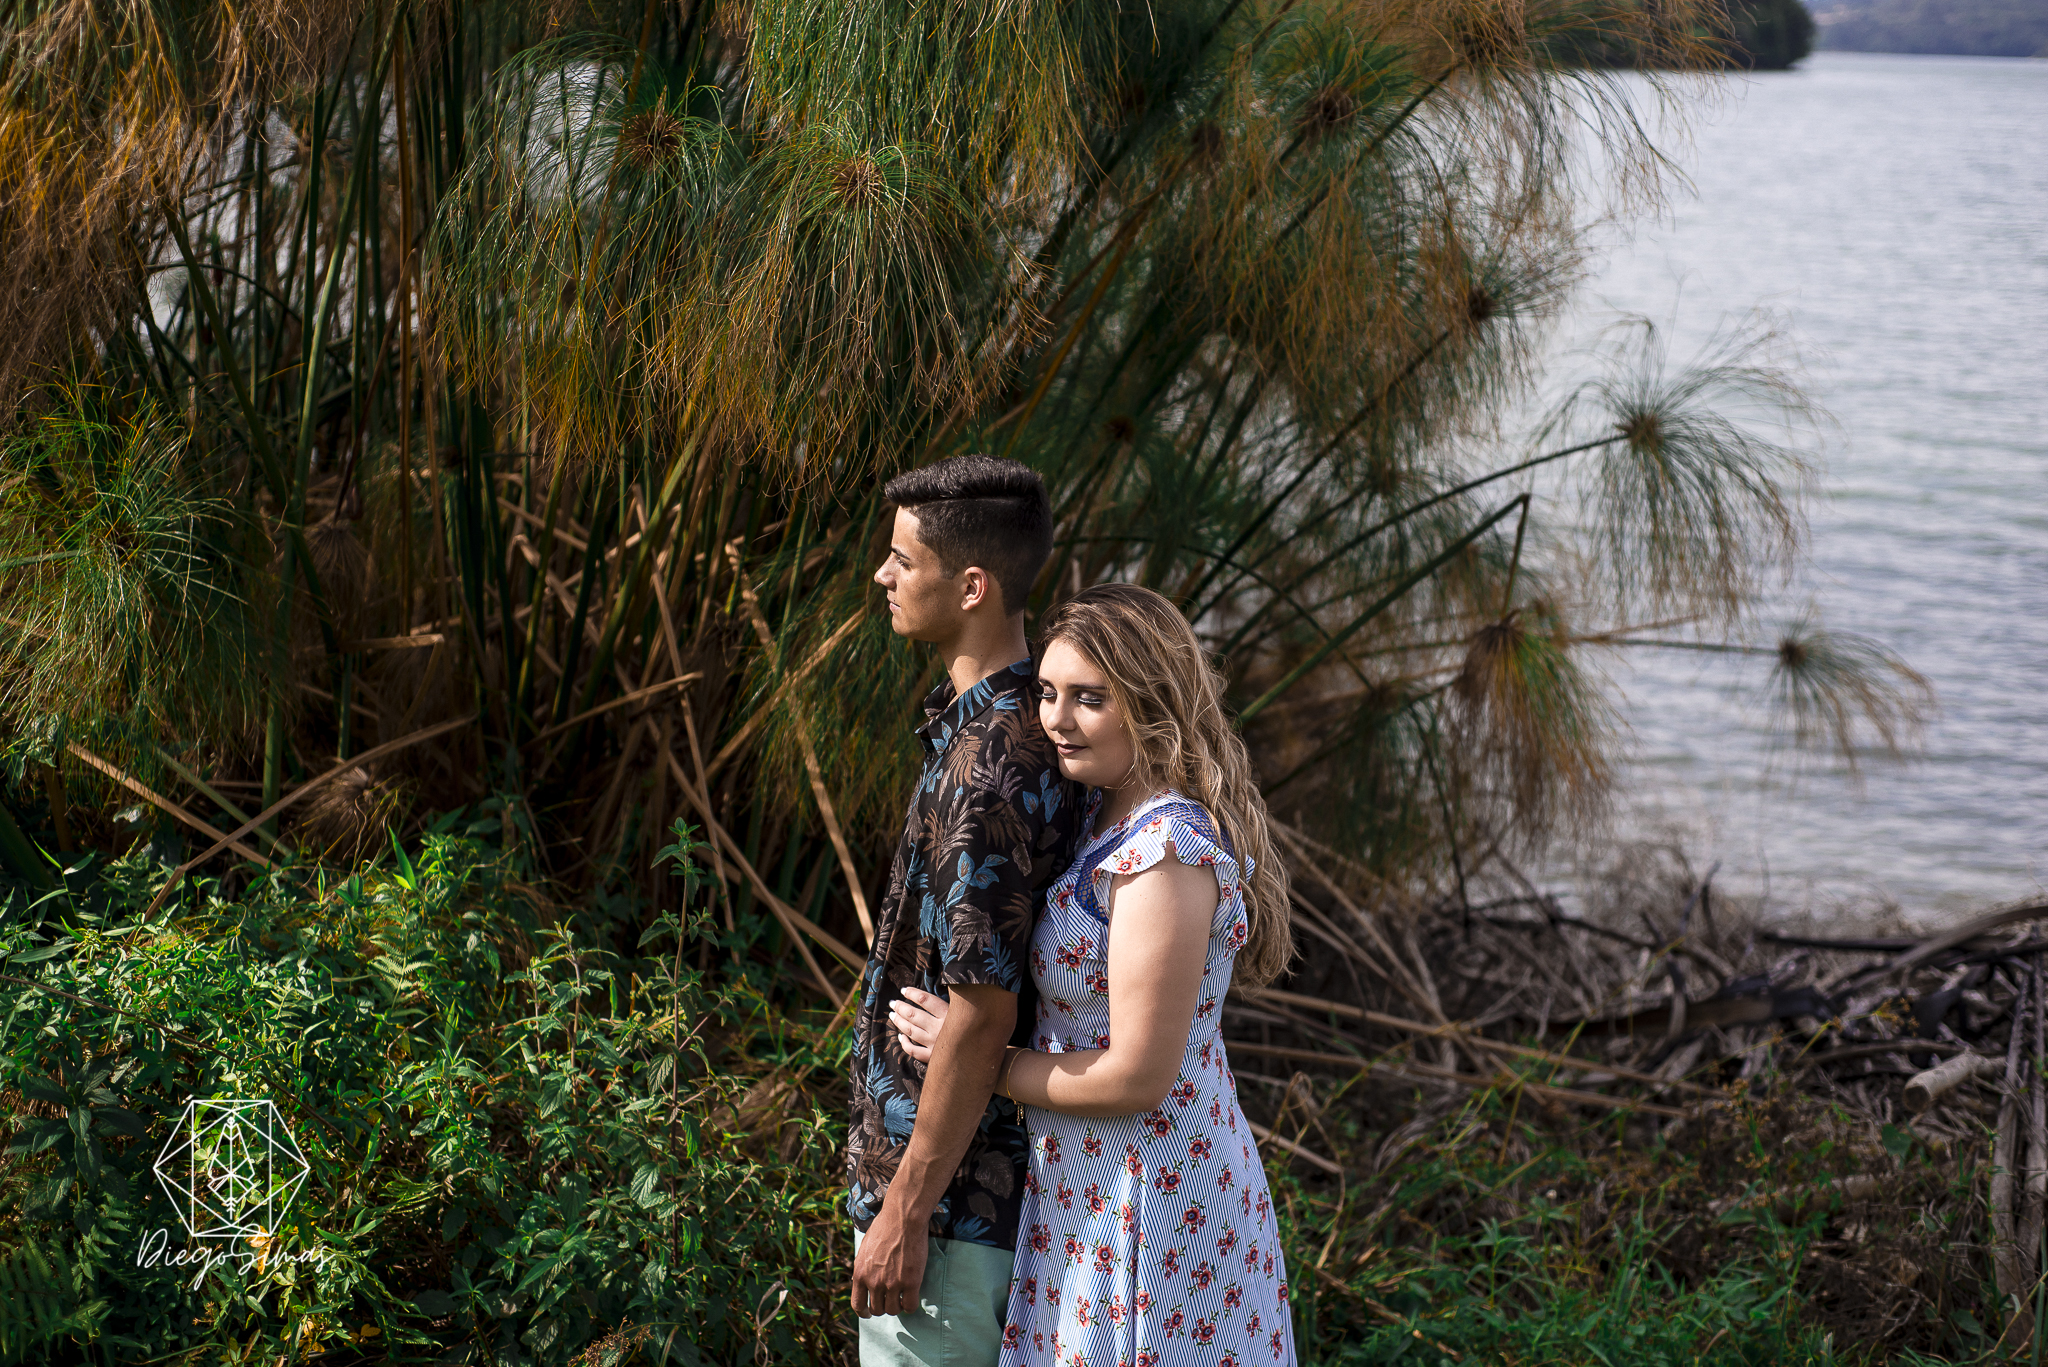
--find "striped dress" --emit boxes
[1001,789,1296,1367]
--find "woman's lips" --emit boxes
[1055,743,1084,757]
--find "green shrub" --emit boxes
[0,816,854,1365]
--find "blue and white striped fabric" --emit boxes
[1002,789,1296,1367]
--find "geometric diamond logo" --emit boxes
[152,1098,310,1240]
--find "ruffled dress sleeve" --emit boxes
[1080,796,1251,949]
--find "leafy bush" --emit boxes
[0,816,853,1365]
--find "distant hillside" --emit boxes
[1815,0,2048,56]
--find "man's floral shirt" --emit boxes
[847,659,1083,1250]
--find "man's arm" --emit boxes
[891,857,1217,1118]
[850,983,1016,1318]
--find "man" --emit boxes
[849,454,1083,1365]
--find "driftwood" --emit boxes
[1533,976,1833,1039]
[1902,1052,2002,1114]
[1900,1057,2015,1114]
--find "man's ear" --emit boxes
[958,565,1000,614]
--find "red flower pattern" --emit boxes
[997,793,1294,1367]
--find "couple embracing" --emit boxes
[848,455,1297,1367]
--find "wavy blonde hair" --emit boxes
[1038,583,1293,987]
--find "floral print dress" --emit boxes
[1001,790,1296,1367]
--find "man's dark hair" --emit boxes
[884,455,1053,616]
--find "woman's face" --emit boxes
[1037,638,1137,790]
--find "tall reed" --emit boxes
[0,0,1928,959]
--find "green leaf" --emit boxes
[390,830,418,890]
[414,1289,459,1317]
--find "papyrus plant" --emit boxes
[0,0,1924,934]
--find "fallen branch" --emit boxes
[1237,987,1723,1098]
[1246,1119,1344,1175]
[1879,903,2048,982]
[65,744,274,869]
[1226,1040,1695,1120]
[1903,1052,2004,1114]
[141,716,474,918]
[1992,975,2029,1316]
[1794,1038,1962,1071]
[1533,977,1832,1040]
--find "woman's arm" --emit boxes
[892,847,1217,1119]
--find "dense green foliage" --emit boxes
[1733,0,1820,68]
[1551,0,1817,69]
[1817,0,2048,58]
[1,823,854,1364]
[1,828,2000,1365]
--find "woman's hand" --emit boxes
[888,985,950,1063]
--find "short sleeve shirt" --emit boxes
[846,659,1084,1250]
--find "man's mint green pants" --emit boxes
[853,1229,1012,1367]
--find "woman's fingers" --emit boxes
[887,1004,934,1060]
[900,985,949,1016]
[887,990,948,1064]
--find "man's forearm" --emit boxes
[877,994,1014,1227]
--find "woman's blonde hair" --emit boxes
[1038,583,1292,987]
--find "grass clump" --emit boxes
[1267,1076,1997,1367]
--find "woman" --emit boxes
[890,583,1297,1367]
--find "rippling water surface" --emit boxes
[1560,52,2047,918]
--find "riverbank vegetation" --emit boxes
[5,825,2035,1364]
[0,0,1961,1358]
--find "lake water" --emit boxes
[1560,52,2048,920]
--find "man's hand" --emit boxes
[848,983,1015,1319]
[852,1204,928,1318]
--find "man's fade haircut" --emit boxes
[883,455,1054,616]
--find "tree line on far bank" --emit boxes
[1554,0,1818,71]
[1562,0,2048,69]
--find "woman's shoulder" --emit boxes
[1097,791,1240,879]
